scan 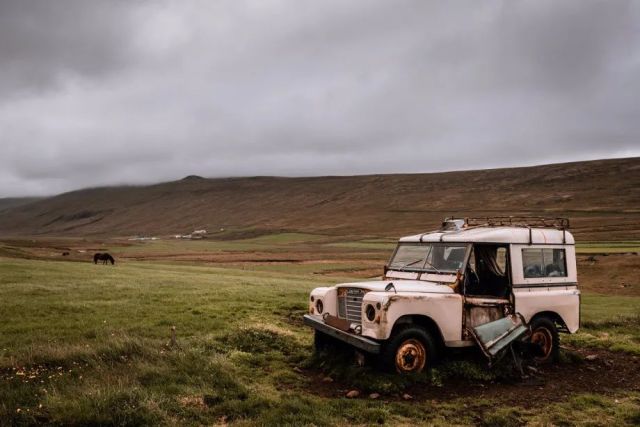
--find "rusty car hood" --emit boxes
[335,280,454,294]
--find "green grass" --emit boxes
[528,393,640,426]
[564,294,640,354]
[579,294,640,322]
[234,232,329,244]
[324,240,396,250]
[0,258,319,425]
[108,238,279,254]
[576,241,640,254]
[222,261,375,277]
[1,257,639,426]
[0,259,318,349]
[106,233,337,256]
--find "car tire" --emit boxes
[528,317,560,363]
[380,326,437,374]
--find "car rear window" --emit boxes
[522,248,567,278]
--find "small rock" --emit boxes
[402,393,413,401]
[346,390,360,398]
[585,354,598,361]
[369,393,380,399]
[322,376,334,383]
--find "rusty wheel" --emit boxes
[529,317,559,363]
[395,338,427,373]
[531,328,553,357]
[381,326,437,374]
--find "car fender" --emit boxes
[361,291,463,342]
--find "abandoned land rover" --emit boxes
[304,217,580,373]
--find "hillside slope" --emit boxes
[0,197,43,212]
[0,158,638,239]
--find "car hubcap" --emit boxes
[395,339,426,373]
[531,327,553,360]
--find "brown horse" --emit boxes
[93,253,115,265]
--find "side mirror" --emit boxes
[385,282,397,294]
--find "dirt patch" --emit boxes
[578,253,640,296]
[178,395,206,408]
[301,346,640,407]
[427,347,640,408]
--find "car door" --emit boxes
[462,245,513,331]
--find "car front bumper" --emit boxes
[303,314,381,354]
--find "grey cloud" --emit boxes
[0,0,138,98]
[0,0,639,197]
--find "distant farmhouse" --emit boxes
[175,229,208,240]
[128,236,158,241]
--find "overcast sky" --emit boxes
[1,0,639,197]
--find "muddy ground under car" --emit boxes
[298,343,640,423]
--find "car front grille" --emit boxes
[337,288,367,325]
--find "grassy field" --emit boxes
[1,245,640,426]
[576,241,640,254]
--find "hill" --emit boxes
[0,197,43,212]
[0,157,638,239]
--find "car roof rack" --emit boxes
[460,216,570,230]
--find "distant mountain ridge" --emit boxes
[0,157,638,240]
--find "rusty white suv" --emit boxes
[304,217,580,373]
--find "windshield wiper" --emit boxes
[395,259,424,271]
[422,259,441,274]
[394,258,442,273]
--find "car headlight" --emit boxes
[365,304,376,321]
[316,299,324,314]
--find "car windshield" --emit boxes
[388,243,469,273]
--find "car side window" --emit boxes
[522,248,567,278]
